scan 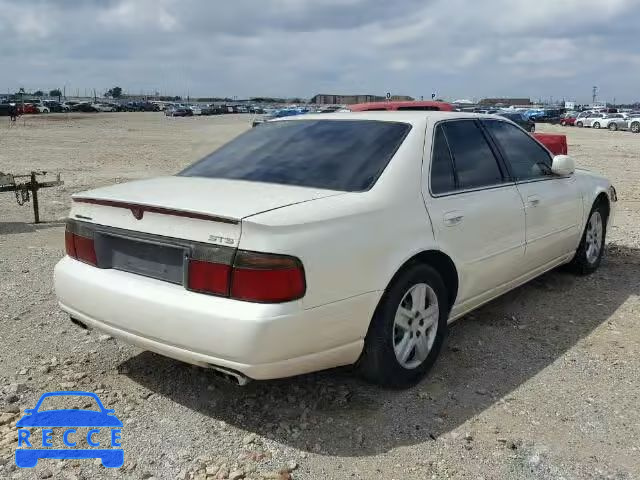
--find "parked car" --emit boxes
[498,112,535,132]
[251,107,309,127]
[189,105,203,115]
[560,113,578,126]
[93,103,117,112]
[27,100,50,113]
[62,101,79,112]
[55,112,616,388]
[19,103,38,114]
[201,105,225,115]
[168,108,193,117]
[71,102,99,112]
[627,116,640,133]
[43,100,64,113]
[576,112,606,128]
[530,109,564,124]
[600,113,628,131]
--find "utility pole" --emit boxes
[592,86,598,105]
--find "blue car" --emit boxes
[15,391,123,468]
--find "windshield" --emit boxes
[37,395,101,412]
[180,120,411,192]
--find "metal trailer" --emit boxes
[0,171,64,223]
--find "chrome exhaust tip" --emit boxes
[207,364,251,386]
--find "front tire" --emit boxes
[577,121,584,128]
[593,122,600,129]
[358,264,448,388]
[609,123,618,131]
[568,202,607,275]
[631,122,640,134]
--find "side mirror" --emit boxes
[551,155,575,176]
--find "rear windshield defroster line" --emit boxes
[179,120,412,192]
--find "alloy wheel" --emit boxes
[393,283,439,369]
[585,211,603,264]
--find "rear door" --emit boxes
[423,119,526,306]
[482,119,582,270]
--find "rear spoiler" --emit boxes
[533,133,568,156]
[73,197,239,224]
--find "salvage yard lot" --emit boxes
[1,113,639,479]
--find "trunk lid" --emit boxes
[70,176,342,246]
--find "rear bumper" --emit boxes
[54,257,378,380]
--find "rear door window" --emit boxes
[441,120,505,190]
[429,125,456,194]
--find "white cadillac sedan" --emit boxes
[54,112,616,387]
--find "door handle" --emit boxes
[443,211,464,226]
[527,196,541,207]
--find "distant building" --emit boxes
[310,94,413,105]
[478,98,532,107]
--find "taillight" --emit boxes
[186,249,305,303]
[187,260,231,296]
[65,221,97,266]
[64,230,76,258]
[64,219,305,303]
[230,251,305,303]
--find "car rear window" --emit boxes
[180,120,411,192]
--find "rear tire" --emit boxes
[631,122,640,134]
[568,202,608,275]
[609,123,618,131]
[358,264,448,388]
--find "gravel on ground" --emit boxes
[1,113,639,480]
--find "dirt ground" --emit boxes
[0,113,639,480]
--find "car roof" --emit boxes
[281,110,499,126]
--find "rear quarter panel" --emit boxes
[239,120,437,310]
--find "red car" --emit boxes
[18,103,38,114]
[349,100,455,112]
[560,114,577,126]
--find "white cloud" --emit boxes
[1,0,639,102]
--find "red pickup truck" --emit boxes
[350,101,455,112]
[533,133,568,155]
[348,101,568,155]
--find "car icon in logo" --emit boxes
[15,391,123,468]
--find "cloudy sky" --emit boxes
[1,0,639,102]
